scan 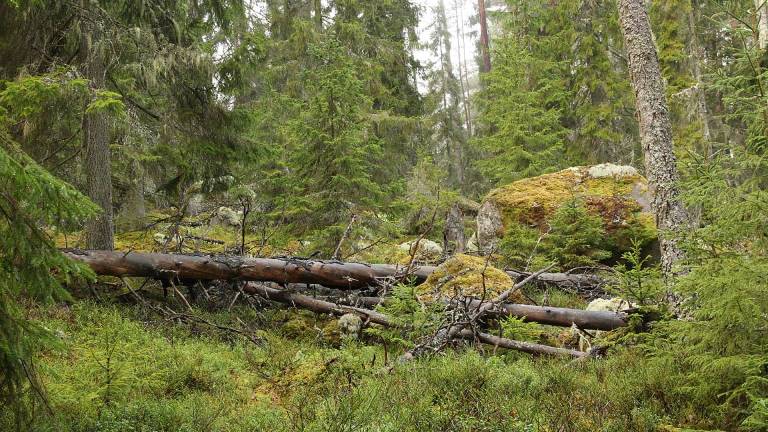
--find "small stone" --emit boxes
[338,313,363,339]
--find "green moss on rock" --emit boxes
[417,254,522,302]
[478,164,657,264]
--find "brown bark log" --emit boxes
[338,297,627,331]
[244,283,585,358]
[64,250,608,292]
[243,283,393,326]
[459,329,586,358]
[618,0,689,278]
[64,249,388,289]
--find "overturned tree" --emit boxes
[64,249,608,292]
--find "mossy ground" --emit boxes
[1,300,712,432]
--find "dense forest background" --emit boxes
[2,0,768,430]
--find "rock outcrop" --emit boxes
[398,239,444,262]
[476,163,656,260]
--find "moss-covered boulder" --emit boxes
[476,164,657,261]
[417,254,522,302]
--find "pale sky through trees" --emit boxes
[415,0,481,94]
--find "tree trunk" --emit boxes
[63,250,608,293]
[244,283,586,358]
[757,0,768,50]
[122,159,146,230]
[337,296,628,331]
[443,203,466,255]
[687,2,712,150]
[313,0,322,30]
[618,0,689,277]
[477,0,491,73]
[454,0,472,135]
[80,2,114,250]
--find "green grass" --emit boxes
[0,301,732,431]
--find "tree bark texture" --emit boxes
[477,0,491,73]
[443,203,466,255]
[63,250,608,293]
[81,2,115,250]
[618,0,689,277]
[757,0,768,50]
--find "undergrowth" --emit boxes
[0,295,759,432]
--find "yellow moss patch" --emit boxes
[486,166,647,229]
[417,254,521,302]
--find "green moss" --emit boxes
[486,166,658,266]
[417,254,521,301]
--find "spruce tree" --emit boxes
[425,0,469,190]
[0,74,98,422]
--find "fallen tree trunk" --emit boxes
[64,249,608,292]
[242,283,586,358]
[243,283,393,326]
[64,249,386,289]
[64,249,625,331]
[335,296,627,331]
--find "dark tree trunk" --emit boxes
[618,0,689,278]
[80,1,114,250]
[477,0,491,73]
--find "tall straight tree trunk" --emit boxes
[313,0,322,30]
[477,0,491,73]
[454,0,472,135]
[618,0,688,278]
[80,2,114,250]
[687,3,712,152]
[757,0,768,49]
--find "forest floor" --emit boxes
[22,300,674,432]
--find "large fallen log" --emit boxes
[64,249,607,292]
[64,249,387,289]
[64,249,626,330]
[335,296,627,331]
[242,283,586,358]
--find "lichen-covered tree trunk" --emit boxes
[81,2,114,250]
[618,0,689,277]
[756,0,768,50]
[443,202,465,255]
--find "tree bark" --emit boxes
[477,0,491,73]
[63,250,608,293]
[244,283,586,358]
[80,1,114,250]
[686,3,712,150]
[618,0,689,277]
[337,296,628,331]
[443,203,466,255]
[757,0,768,50]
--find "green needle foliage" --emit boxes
[0,128,96,422]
